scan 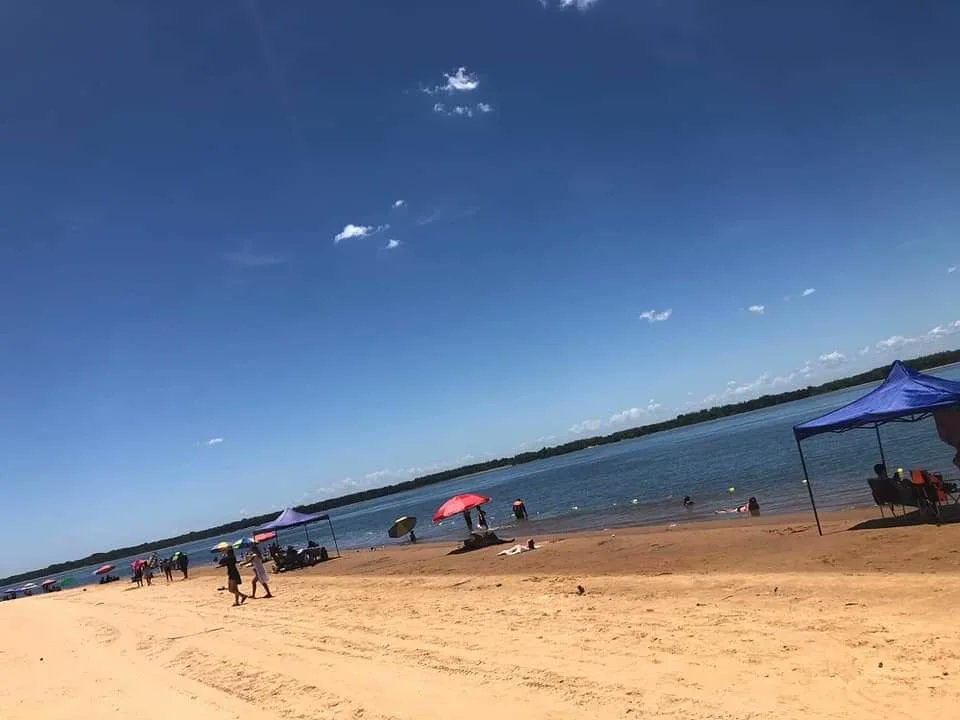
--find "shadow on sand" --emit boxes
[848,503,960,531]
[447,532,512,555]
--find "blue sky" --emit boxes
[2,0,959,576]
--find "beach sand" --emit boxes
[3,507,960,719]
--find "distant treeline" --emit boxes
[4,348,959,586]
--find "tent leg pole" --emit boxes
[304,525,310,545]
[875,425,887,468]
[796,438,823,536]
[328,518,341,558]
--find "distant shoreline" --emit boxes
[3,349,958,586]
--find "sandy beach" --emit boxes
[3,507,960,720]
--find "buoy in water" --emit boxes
[631,498,639,504]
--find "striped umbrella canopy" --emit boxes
[93,564,115,576]
[232,537,256,550]
[388,516,417,539]
[210,541,232,553]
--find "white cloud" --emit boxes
[205,438,224,447]
[569,418,603,435]
[801,288,816,297]
[552,0,601,9]
[639,308,672,323]
[748,305,765,315]
[929,320,960,338]
[423,67,480,95]
[818,351,846,364]
[859,345,871,356]
[433,102,492,119]
[948,266,957,274]
[334,223,387,244]
[876,335,918,350]
[385,239,400,250]
[334,224,372,243]
[609,400,662,425]
[393,200,405,209]
[445,67,479,92]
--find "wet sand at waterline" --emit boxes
[3,507,960,720]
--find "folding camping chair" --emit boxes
[911,470,943,524]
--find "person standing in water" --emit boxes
[476,506,489,530]
[248,546,273,599]
[219,547,247,606]
[512,499,528,520]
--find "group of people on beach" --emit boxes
[461,498,529,533]
[132,551,189,588]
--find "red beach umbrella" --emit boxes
[433,493,491,523]
[93,564,114,576]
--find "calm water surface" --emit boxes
[12,364,959,591]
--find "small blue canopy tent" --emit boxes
[793,361,960,535]
[256,508,340,557]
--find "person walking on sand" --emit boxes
[219,547,247,606]
[178,552,189,579]
[249,546,273,599]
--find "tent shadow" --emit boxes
[848,504,960,531]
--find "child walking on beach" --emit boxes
[249,546,273,599]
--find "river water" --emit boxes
[10,364,959,592]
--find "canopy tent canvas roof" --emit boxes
[256,507,329,531]
[793,360,960,535]
[794,361,960,440]
[255,508,339,557]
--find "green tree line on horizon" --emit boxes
[4,348,959,586]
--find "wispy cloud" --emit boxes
[639,308,672,323]
[859,345,871,356]
[542,0,601,10]
[876,335,918,350]
[609,400,662,425]
[385,239,400,250]
[569,418,603,435]
[818,351,846,364]
[393,199,406,209]
[222,249,287,267]
[949,266,958,274]
[801,288,816,297]
[205,438,224,447]
[334,223,388,244]
[929,320,960,338]
[748,305,765,315]
[433,102,493,118]
[422,67,480,95]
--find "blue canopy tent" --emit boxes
[793,361,960,535]
[256,508,341,557]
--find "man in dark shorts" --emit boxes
[219,547,247,606]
